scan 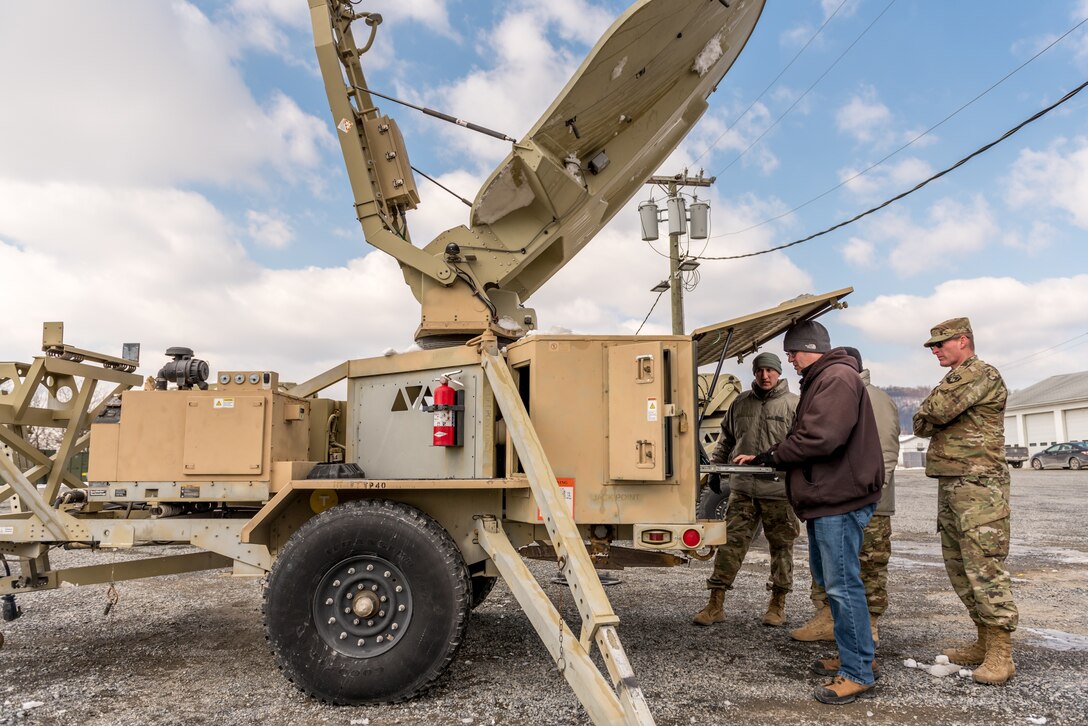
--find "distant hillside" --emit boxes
[879,385,932,431]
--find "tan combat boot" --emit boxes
[942,623,988,666]
[972,627,1016,685]
[762,591,787,627]
[692,589,726,626]
[790,606,834,641]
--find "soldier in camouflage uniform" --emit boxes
[692,352,799,627]
[914,317,1017,685]
[793,348,899,646]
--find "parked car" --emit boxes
[1030,442,1088,470]
[1005,444,1029,468]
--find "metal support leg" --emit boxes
[481,350,654,725]
[476,518,628,725]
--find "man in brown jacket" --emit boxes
[736,321,884,704]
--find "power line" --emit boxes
[711,0,898,179]
[996,331,1088,371]
[693,0,849,166]
[709,15,1088,240]
[635,289,667,335]
[695,76,1088,262]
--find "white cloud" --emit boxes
[690,100,779,175]
[843,275,1088,388]
[841,237,875,267]
[531,192,813,337]
[0,179,418,382]
[836,86,893,145]
[0,3,332,188]
[1005,136,1088,229]
[854,196,998,277]
[247,210,294,249]
[407,1,612,172]
[839,156,933,199]
[1001,221,1056,255]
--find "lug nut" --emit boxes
[366,564,374,571]
[391,623,398,631]
[348,567,356,575]
[395,585,403,593]
[327,617,336,624]
[339,632,347,640]
[332,579,341,587]
[397,604,405,612]
[383,571,390,578]
[325,598,333,605]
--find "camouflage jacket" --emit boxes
[710,378,797,499]
[913,356,1008,477]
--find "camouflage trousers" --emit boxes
[937,474,1018,631]
[810,514,892,616]
[706,491,799,593]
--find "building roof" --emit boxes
[1007,371,1088,411]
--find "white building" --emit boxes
[898,433,928,469]
[1004,371,1088,453]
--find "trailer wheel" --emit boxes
[1010,461,1023,469]
[697,481,731,520]
[264,499,470,704]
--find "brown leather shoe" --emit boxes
[814,675,877,704]
[810,656,880,680]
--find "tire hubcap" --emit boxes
[313,555,413,658]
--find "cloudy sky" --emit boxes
[1,0,1086,392]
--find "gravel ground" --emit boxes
[2,469,1087,725]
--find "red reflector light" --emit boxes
[641,529,672,545]
[681,528,701,548]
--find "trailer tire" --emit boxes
[1011,461,1023,469]
[263,499,470,704]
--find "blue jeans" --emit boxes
[807,503,877,686]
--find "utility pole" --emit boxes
[642,173,715,335]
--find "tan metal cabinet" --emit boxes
[607,342,666,481]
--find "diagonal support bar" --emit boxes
[0,453,69,541]
[480,349,653,725]
[476,518,629,726]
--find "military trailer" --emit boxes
[0,1,854,722]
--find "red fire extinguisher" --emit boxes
[432,375,457,446]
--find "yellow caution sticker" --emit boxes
[310,489,338,514]
[647,397,658,422]
[213,397,235,409]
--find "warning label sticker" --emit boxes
[213,397,235,409]
[647,397,658,422]
[0,526,13,535]
[536,478,575,522]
